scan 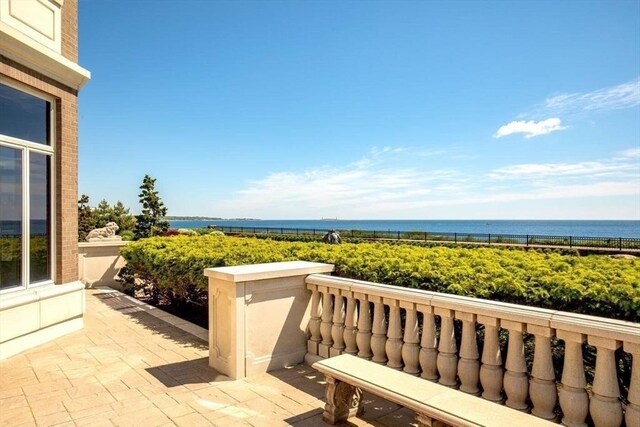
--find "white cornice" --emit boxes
[0,21,90,91]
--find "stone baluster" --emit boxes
[624,342,640,427]
[457,311,480,395]
[401,301,420,376]
[385,300,403,370]
[370,296,388,364]
[318,288,334,358]
[502,320,529,411]
[528,325,557,421]
[435,308,458,388]
[307,286,322,356]
[588,336,623,427]
[478,316,503,403]
[557,330,588,427]
[343,291,358,355]
[330,292,346,357]
[419,305,438,381]
[355,293,372,360]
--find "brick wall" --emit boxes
[0,1,81,285]
[61,0,79,63]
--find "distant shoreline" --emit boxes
[167,219,640,238]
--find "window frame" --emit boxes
[0,78,56,293]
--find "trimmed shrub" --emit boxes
[120,235,639,321]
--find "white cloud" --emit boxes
[496,78,640,139]
[617,147,640,159]
[493,118,566,139]
[488,160,638,180]
[543,78,640,115]
[213,147,640,218]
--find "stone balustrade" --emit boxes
[305,274,639,427]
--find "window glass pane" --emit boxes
[0,83,50,145]
[0,146,22,290]
[30,153,50,283]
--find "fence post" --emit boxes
[620,237,623,251]
[373,230,376,239]
[488,233,491,245]
[454,233,457,244]
[397,231,400,240]
[296,228,299,236]
[569,236,572,248]
[526,235,529,247]
[281,228,283,234]
[313,229,316,236]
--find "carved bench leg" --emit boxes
[415,413,450,427]
[322,375,364,425]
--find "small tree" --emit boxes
[78,194,96,241]
[134,175,169,239]
[94,199,114,228]
[112,201,137,232]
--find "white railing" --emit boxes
[305,274,639,427]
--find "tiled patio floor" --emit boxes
[0,288,416,427]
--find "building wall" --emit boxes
[61,0,79,63]
[0,0,81,285]
[0,0,89,359]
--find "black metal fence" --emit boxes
[213,225,640,250]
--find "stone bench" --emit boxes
[313,354,556,427]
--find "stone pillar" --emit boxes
[205,261,334,379]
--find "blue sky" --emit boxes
[78,0,640,219]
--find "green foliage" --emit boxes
[134,175,169,239]
[77,195,136,241]
[120,235,640,321]
[119,230,135,241]
[78,195,96,241]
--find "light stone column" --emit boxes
[371,296,388,364]
[401,301,420,376]
[528,325,557,421]
[355,293,372,360]
[457,311,480,395]
[478,316,503,403]
[502,320,529,411]
[557,330,589,427]
[385,299,403,370]
[436,307,458,388]
[307,286,322,356]
[343,292,358,355]
[205,261,334,379]
[319,287,335,359]
[588,336,623,427]
[419,305,439,382]
[330,292,346,357]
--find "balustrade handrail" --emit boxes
[305,274,640,343]
[305,273,640,427]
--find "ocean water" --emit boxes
[169,219,640,238]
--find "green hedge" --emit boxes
[120,235,640,321]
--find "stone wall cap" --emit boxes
[204,261,334,282]
[78,241,130,248]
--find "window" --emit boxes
[0,81,54,292]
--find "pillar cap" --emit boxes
[204,261,334,282]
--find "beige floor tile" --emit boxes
[0,406,36,426]
[159,403,195,419]
[0,395,29,411]
[172,412,211,426]
[110,406,171,426]
[33,410,72,427]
